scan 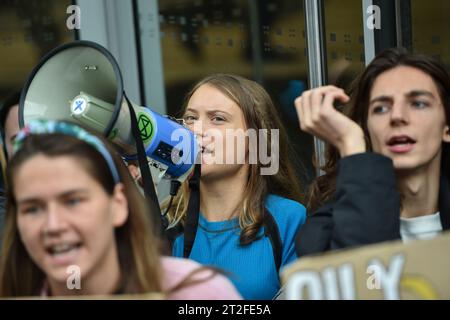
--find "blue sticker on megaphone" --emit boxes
[71,98,87,115]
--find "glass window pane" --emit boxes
[410,0,450,66]
[324,0,365,91]
[151,0,314,187]
[0,0,75,101]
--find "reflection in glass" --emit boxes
[410,0,450,67]
[153,0,314,187]
[324,0,365,91]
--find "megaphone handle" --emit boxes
[124,92,163,234]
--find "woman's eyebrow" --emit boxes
[184,108,198,114]
[16,197,41,205]
[185,108,232,117]
[205,109,232,117]
[9,134,17,144]
[57,189,89,197]
[17,189,88,204]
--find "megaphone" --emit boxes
[19,40,199,185]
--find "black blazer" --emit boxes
[296,153,450,257]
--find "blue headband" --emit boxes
[13,119,120,184]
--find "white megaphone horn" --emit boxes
[19,41,199,185]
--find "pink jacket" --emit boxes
[162,256,242,300]
[40,257,242,300]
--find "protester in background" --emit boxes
[0,120,241,299]
[0,91,21,159]
[294,48,450,256]
[0,90,22,249]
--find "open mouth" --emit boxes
[387,135,416,153]
[46,242,82,257]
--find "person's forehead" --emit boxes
[188,85,239,112]
[371,66,439,97]
[15,154,98,192]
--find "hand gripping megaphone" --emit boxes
[19,41,199,185]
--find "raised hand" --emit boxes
[295,86,366,157]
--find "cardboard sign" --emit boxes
[282,231,450,300]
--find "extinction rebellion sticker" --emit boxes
[137,112,154,143]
